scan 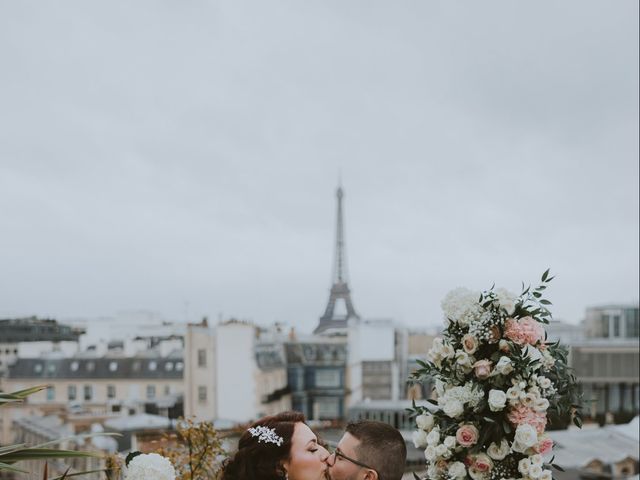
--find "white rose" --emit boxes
[469,467,489,480]
[513,424,538,452]
[448,462,467,479]
[538,377,552,389]
[426,428,441,446]
[455,351,474,373]
[416,414,435,431]
[518,458,531,476]
[436,444,450,458]
[540,470,553,480]
[443,399,464,418]
[427,464,439,478]
[487,439,510,460]
[533,398,550,412]
[506,387,521,403]
[412,429,428,448]
[462,334,479,354]
[488,389,507,412]
[424,445,437,462]
[435,379,446,397]
[444,436,457,449]
[495,356,514,375]
[523,392,537,407]
[529,465,543,479]
[495,288,517,315]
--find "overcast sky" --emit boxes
[0,1,638,333]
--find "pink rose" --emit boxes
[473,359,493,379]
[534,436,554,455]
[473,454,494,472]
[456,424,479,447]
[462,334,478,354]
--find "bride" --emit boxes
[220,411,330,480]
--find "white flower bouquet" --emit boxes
[411,270,582,480]
[123,452,176,480]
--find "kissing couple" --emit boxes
[220,411,407,480]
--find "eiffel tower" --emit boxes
[314,185,360,335]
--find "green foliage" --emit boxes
[0,385,107,477]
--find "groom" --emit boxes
[325,420,407,480]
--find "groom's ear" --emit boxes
[363,469,378,480]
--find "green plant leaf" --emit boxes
[0,461,28,473]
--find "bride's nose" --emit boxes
[324,449,336,465]
[319,445,330,461]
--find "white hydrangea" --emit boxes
[441,288,483,326]
[125,453,176,480]
[494,288,517,315]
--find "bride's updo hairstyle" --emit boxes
[220,411,305,480]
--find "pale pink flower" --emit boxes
[534,436,554,455]
[504,317,545,346]
[507,404,547,434]
[473,454,494,473]
[456,424,479,447]
[473,359,493,379]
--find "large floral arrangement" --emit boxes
[123,453,176,480]
[411,270,582,480]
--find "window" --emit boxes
[109,361,118,372]
[626,309,639,338]
[148,361,157,371]
[147,385,156,399]
[84,385,93,401]
[175,362,184,371]
[198,386,207,403]
[86,361,95,372]
[70,361,79,371]
[46,386,55,402]
[107,385,116,399]
[164,385,171,396]
[47,364,56,373]
[34,363,43,373]
[165,362,174,371]
[68,385,76,401]
[197,349,206,367]
[315,369,341,388]
[314,397,340,419]
[613,316,621,337]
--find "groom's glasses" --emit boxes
[328,447,379,476]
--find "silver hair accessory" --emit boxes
[248,425,284,446]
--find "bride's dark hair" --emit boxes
[220,411,306,480]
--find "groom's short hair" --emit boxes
[345,420,407,480]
